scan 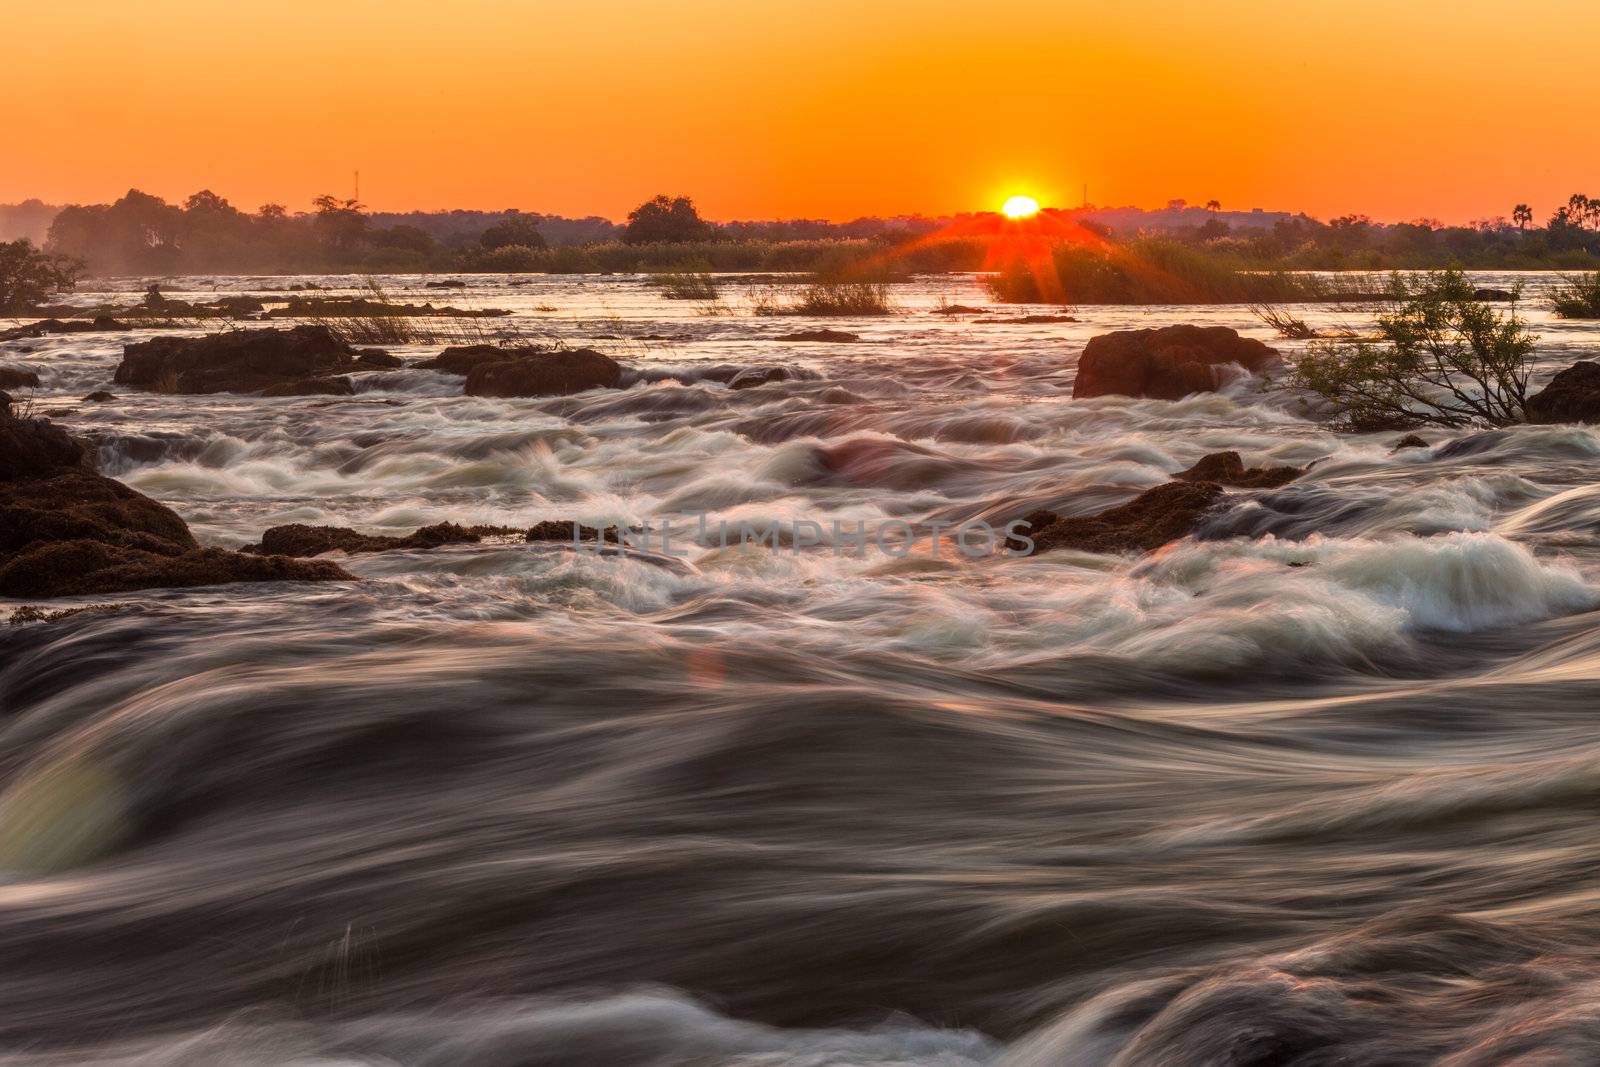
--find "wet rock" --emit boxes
[525,520,624,544]
[1473,288,1515,301]
[1174,451,1302,489]
[258,376,355,397]
[114,325,359,395]
[1525,361,1600,424]
[0,316,129,341]
[413,344,522,375]
[980,314,1079,324]
[266,298,508,319]
[249,521,514,557]
[464,348,623,398]
[776,329,859,343]
[0,366,40,390]
[354,348,404,368]
[1072,325,1279,400]
[425,280,467,289]
[1019,481,1227,555]
[932,305,989,315]
[0,407,352,596]
[727,367,792,390]
[81,391,116,403]
[1391,433,1429,451]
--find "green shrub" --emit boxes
[1291,270,1536,429]
[1550,273,1600,318]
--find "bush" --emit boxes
[648,260,719,300]
[1291,270,1536,429]
[0,240,82,313]
[1550,273,1600,318]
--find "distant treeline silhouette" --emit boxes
[11,189,1600,277]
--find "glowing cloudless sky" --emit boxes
[6,0,1598,223]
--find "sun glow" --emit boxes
[1001,195,1040,219]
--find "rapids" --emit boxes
[4,272,1600,1064]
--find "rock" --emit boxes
[981,314,1079,324]
[1174,450,1301,489]
[0,316,130,341]
[114,325,359,395]
[249,521,513,557]
[727,367,792,390]
[0,367,40,390]
[0,407,352,597]
[1072,325,1279,400]
[81,391,116,402]
[1391,433,1429,452]
[354,348,404,368]
[208,296,266,316]
[1525,361,1600,424]
[413,344,521,375]
[932,305,989,315]
[258,376,355,397]
[266,298,508,319]
[0,392,10,418]
[1019,481,1227,555]
[525,520,623,545]
[776,329,860,343]
[1473,288,1515,301]
[464,349,623,398]
[425,280,467,289]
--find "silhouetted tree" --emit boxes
[623,195,712,244]
[312,194,368,251]
[0,240,82,313]
[480,216,547,250]
[1512,204,1533,231]
[1205,199,1221,212]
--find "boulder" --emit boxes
[413,344,520,375]
[1072,325,1279,400]
[1174,450,1301,489]
[114,325,359,395]
[1473,288,1515,302]
[1525,361,1600,424]
[249,521,517,557]
[1019,481,1226,555]
[0,316,129,341]
[525,520,624,545]
[776,329,859,343]
[464,349,622,398]
[0,408,352,596]
[82,391,116,403]
[0,367,40,390]
[727,367,792,390]
[354,348,404,368]
[1391,434,1429,452]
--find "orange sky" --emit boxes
[6,0,1598,224]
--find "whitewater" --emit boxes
[4,273,1600,1064]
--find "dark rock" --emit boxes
[425,280,467,289]
[413,344,521,375]
[0,392,10,418]
[932,305,989,315]
[1391,434,1429,451]
[354,348,404,368]
[464,349,623,398]
[0,367,40,390]
[525,520,624,544]
[1525,361,1600,424]
[1019,481,1227,555]
[0,407,352,596]
[208,296,266,316]
[258,376,355,397]
[250,521,512,557]
[727,367,792,390]
[82,391,116,402]
[1473,288,1515,301]
[114,325,359,395]
[1174,451,1301,489]
[981,314,1079,324]
[266,298,508,319]
[0,316,130,341]
[1073,325,1279,400]
[776,329,860,343]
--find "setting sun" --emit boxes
[1001,195,1040,219]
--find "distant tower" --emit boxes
[354,170,360,203]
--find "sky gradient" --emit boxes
[7,0,1598,223]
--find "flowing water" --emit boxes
[3,273,1600,1064]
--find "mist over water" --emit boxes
[6,273,1600,1064]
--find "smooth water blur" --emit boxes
[3,273,1600,1065]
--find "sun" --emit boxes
[1001,195,1040,219]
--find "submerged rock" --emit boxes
[1525,361,1600,424]
[81,391,116,403]
[0,408,350,597]
[1020,481,1227,555]
[980,314,1079,324]
[931,305,989,315]
[0,367,40,390]
[464,348,623,398]
[1391,433,1430,452]
[1174,451,1302,489]
[258,376,355,397]
[776,329,859,343]
[249,521,519,557]
[114,325,360,395]
[1072,325,1278,400]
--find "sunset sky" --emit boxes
[7,0,1598,223]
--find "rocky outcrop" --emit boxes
[114,325,360,395]
[1072,325,1279,400]
[1174,451,1302,489]
[265,298,509,319]
[1525,361,1600,424]
[0,408,350,597]
[525,520,624,545]
[354,348,404,369]
[776,329,859,343]
[1019,482,1226,555]
[412,344,522,375]
[0,367,40,390]
[249,521,518,557]
[0,316,129,341]
[464,349,623,398]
